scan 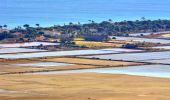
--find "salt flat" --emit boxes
[14,62,75,67]
[0,42,59,48]
[81,51,170,62]
[0,48,46,54]
[152,46,170,50]
[144,59,170,64]
[129,31,170,37]
[115,36,170,44]
[0,48,142,59]
[30,65,170,78]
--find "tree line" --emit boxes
[1,18,170,41]
[46,18,170,36]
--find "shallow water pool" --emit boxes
[30,65,170,78]
[14,62,75,67]
[115,36,170,44]
[0,48,142,59]
[0,48,46,54]
[81,51,170,62]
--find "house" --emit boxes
[36,35,46,41]
[89,28,98,33]
[13,32,24,38]
[40,29,61,37]
[0,29,9,33]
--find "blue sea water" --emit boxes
[1,0,170,28]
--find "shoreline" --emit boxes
[3,17,170,29]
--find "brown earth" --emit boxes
[0,73,170,100]
[0,58,141,75]
[39,57,141,67]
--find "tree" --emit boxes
[122,43,138,49]
[0,25,2,29]
[84,34,110,42]
[3,25,7,29]
[38,32,45,35]
[108,19,113,23]
[69,22,73,25]
[88,20,92,23]
[24,28,37,39]
[23,24,30,29]
[141,17,146,21]
[60,34,74,44]
[0,31,14,40]
[35,24,40,28]
[78,22,81,25]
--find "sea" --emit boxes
[1,0,170,28]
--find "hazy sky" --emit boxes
[1,0,170,27]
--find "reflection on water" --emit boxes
[82,51,170,61]
[145,59,170,64]
[15,62,75,67]
[115,36,170,44]
[30,65,170,78]
[152,46,170,50]
[0,48,141,59]
[0,42,59,48]
[129,31,170,37]
[0,48,46,54]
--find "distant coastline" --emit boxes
[1,18,170,29]
[1,18,170,44]
[2,17,170,29]
[1,0,170,28]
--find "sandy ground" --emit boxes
[0,58,140,74]
[0,73,170,100]
[0,59,47,74]
[0,56,168,100]
[0,59,38,65]
[39,57,141,67]
[162,34,170,37]
[75,41,122,48]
